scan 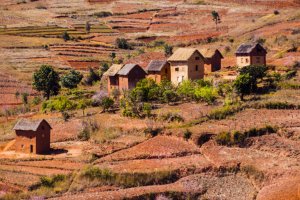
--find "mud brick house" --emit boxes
[236,43,267,67]
[13,119,51,154]
[201,49,224,74]
[117,64,147,91]
[167,48,205,85]
[103,64,123,95]
[146,60,170,83]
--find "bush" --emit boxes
[84,68,100,86]
[32,96,41,105]
[183,129,192,141]
[61,111,70,122]
[116,38,131,49]
[159,112,184,123]
[163,89,178,104]
[61,70,83,89]
[194,86,218,104]
[274,10,280,15]
[215,132,231,146]
[284,69,297,80]
[62,31,70,41]
[40,174,66,188]
[208,105,242,120]
[100,97,114,112]
[94,11,112,18]
[144,127,162,137]
[42,96,76,112]
[78,127,90,141]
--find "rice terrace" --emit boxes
[0,0,300,199]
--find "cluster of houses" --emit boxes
[104,43,267,95]
[10,43,267,155]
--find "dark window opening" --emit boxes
[195,65,198,71]
[195,57,200,60]
[165,68,168,73]
[175,67,179,71]
[30,145,33,153]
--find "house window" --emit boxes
[21,144,24,149]
[195,57,200,60]
[246,58,249,63]
[175,67,179,71]
[195,65,198,71]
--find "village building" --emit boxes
[167,48,205,85]
[146,60,170,83]
[236,43,267,67]
[103,64,123,95]
[117,64,147,91]
[13,119,51,154]
[200,49,224,74]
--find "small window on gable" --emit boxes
[195,57,200,60]
[175,67,179,72]
[195,65,198,71]
[41,126,45,130]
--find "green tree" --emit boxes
[211,11,221,30]
[62,31,70,41]
[234,74,251,101]
[101,97,114,113]
[61,70,83,89]
[164,44,173,56]
[85,21,91,33]
[33,65,60,100]
[194,86,218,104]
[163,90,178,105]
[177,80,195,100]
[84,68,100,86]
[239,65,267,92]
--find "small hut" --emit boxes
[13,119,51,154]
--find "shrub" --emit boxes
[215,132,231,146]
[183,129,192,141]
[78,127,90,141]
[194,86,218,104]
[100,97,114,112]
[84,68,100,86]
[61,70,83,89]
[159,112,184,123]
[61,111,70,122]
[62,31,70,41]
[21,93,29,105]
[284,69,297,80]
[94,11,112,18]
[143,103,152,117]
[116,38,131,49]
[163,89,178,104]
[164,44,173,56]
[144,127,162,137]
[208,105,242,120]
[42,96,76,112]
[274,10,280,15]
[32,96,41,105]
[40,174,66,188]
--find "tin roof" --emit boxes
[146,60,167,72]
[117,64,145,76]
[236,43,266,54]
[13,119,52,131]
[103,64,123,76]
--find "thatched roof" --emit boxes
[103,64,123,76]
[146,60,167,72]
[167,48,204,61]
[236,43,266,54]
[13,119,51,131]
[199,49,224,59]
[117,64,145,76]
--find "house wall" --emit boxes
[236,56,252,67]
[169,62,189,85]
[15,130,37,154]
[118,76,129,91]
[187,52,205,81]
[107,76,119,95]
[250,56,266,66]
[211,54,222,72]
[127,66,147,89]
[35,122,51,154]
[147,63,170,83]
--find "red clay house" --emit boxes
[103,64,123,95]
[117,64,147,91]
[13,119,51,154]
[146,60,170,83]
[201,49,224,74]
